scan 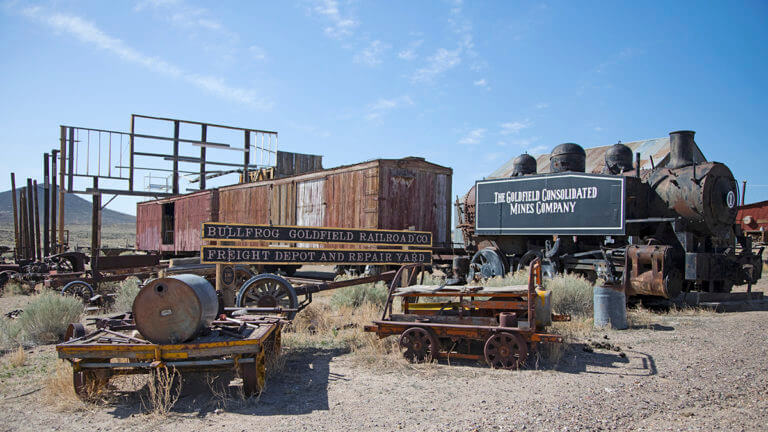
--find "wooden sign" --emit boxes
[201,246,432,266]
[202,222,432,247]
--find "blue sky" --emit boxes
[1,0,767,216]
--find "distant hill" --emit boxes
[0,185,135,226]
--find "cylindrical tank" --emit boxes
[605,143,634,174]
[550,143,586,173]
[593,285,627,330]
[132,274,219,344]
[511,153,537,176]
[534,288,552,327]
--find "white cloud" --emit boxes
[500,120,532,135]
[458,128,486,145]
[310,0,358,39]
[23,7,270,108]
[535,102,549,109]
[365,95,414,121]
[398,39,423,61]
[527,144,549,155]
[354,40,389,66]
[135,0,231,37]
[249,45,267,61]
[473,78,489,88]
[411,47,462,83]
[594,126,603,132]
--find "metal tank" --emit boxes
[550,143,586,173]
[604,143,634,174]
[132,274,219,344]
[511,153,537,176]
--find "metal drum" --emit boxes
[593,285,627,330]
[534,288,552,327]
[132,274,219,344]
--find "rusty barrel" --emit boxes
[593,285,627,330]
[132,274,219,344]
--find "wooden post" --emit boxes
[10,173,20,262]
[51,150,58,254]
[200,124,207,190]
[19,188,28,260]
[91,177,101,290]
[43,154,50,257]
[33,180,41,260]
[26,179,36,261]
[243,131,250,182]
[67,127,75,192]
[172,120,180,194]
[59,127,67,250]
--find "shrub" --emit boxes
[330,281,389,310]
[113,277,142,312]
[544,273,594,318]
[0,318,22,351]
[16,292,84,345]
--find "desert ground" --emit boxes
[0,273,766,432]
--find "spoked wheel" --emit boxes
[236,274,299,320]
[484,332,528,370]
[65,323,86,341]
[61,281,94,302]
[240,353,266,398]
[234,265,254,287]
[468,248,507,281]
[398,327,440,363]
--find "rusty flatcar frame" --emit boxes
[365,260,565,368]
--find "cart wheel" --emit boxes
[484,332,528,370]
[398,327,440,363]
[61,281,94,302]
[234,265,254,286]
[73,369,109,400]
[65,323,86,341]
[468,248,507,281]
[236,274,298,320]
[240,353,266,398]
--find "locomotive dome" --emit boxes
[511,153,537,176]
[550,142,586,173]
[604,143,634,174]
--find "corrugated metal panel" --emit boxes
[136,201,161,251]
[488,137,708,178]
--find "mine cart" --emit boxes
[57,314,283,399]
[365,260,567,369]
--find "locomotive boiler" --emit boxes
[456,130,763,299]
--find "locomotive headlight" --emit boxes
[743,215,754,225]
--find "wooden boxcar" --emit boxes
[136,157,452,254]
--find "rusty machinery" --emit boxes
[455,130,763,299]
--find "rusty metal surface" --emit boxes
[738,199,768,241]
[488,136,708,178]
[136,190,217,253]
[275,150,323,178]
[624,245,682,298]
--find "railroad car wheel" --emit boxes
[61,281,94,302]
[234,265,254,286]
[398,327,440,363]
[240,353,266,398]
[236,274,299,320]
[468,248,507,280]
[484,332,528,370]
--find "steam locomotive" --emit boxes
[455,130,763,299]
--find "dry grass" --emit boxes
[329,277,389,309]
[141,367,182,416]
[468,270,529,287]
[112,277,142,313]
[17,292,83,345]
[43,361,87,411]
[5,346,26,367]
[0,318,22,351]
[2,280,30,297]
[544,273,594,318]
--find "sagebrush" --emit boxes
[16,292,83,345]
[544,273,594,318]
[330,279,389,309]
[113,277,142,312]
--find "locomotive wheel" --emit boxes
[398,327,440,363]
[236,274,299,320]
[240,353,266,398]
[468,248,507,281]
[61,281,94,302]
[484,332,528,370]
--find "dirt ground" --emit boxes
[1,281,767,431]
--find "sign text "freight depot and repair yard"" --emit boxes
[202,223,432,247]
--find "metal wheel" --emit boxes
[468,248,507,281]
[240,353,266,397]
[65,323,86,341]
[484,331,528,370]
[236,274,298,320]
[398,327,440,363]
[61,281,94,302]
[234,265,254,286]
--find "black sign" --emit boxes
[475,173,625,236]
[201,246,433,265]
[202,223,432,247]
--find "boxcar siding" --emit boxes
[324,167,377,229]
[173,192,216,252]
[218,185,270,225]
[136,202,162,251]
[270,183,296,225]
[296,179,326,226]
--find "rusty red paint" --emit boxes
[737,199,768,242]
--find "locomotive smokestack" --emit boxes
[668,130,696,169]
